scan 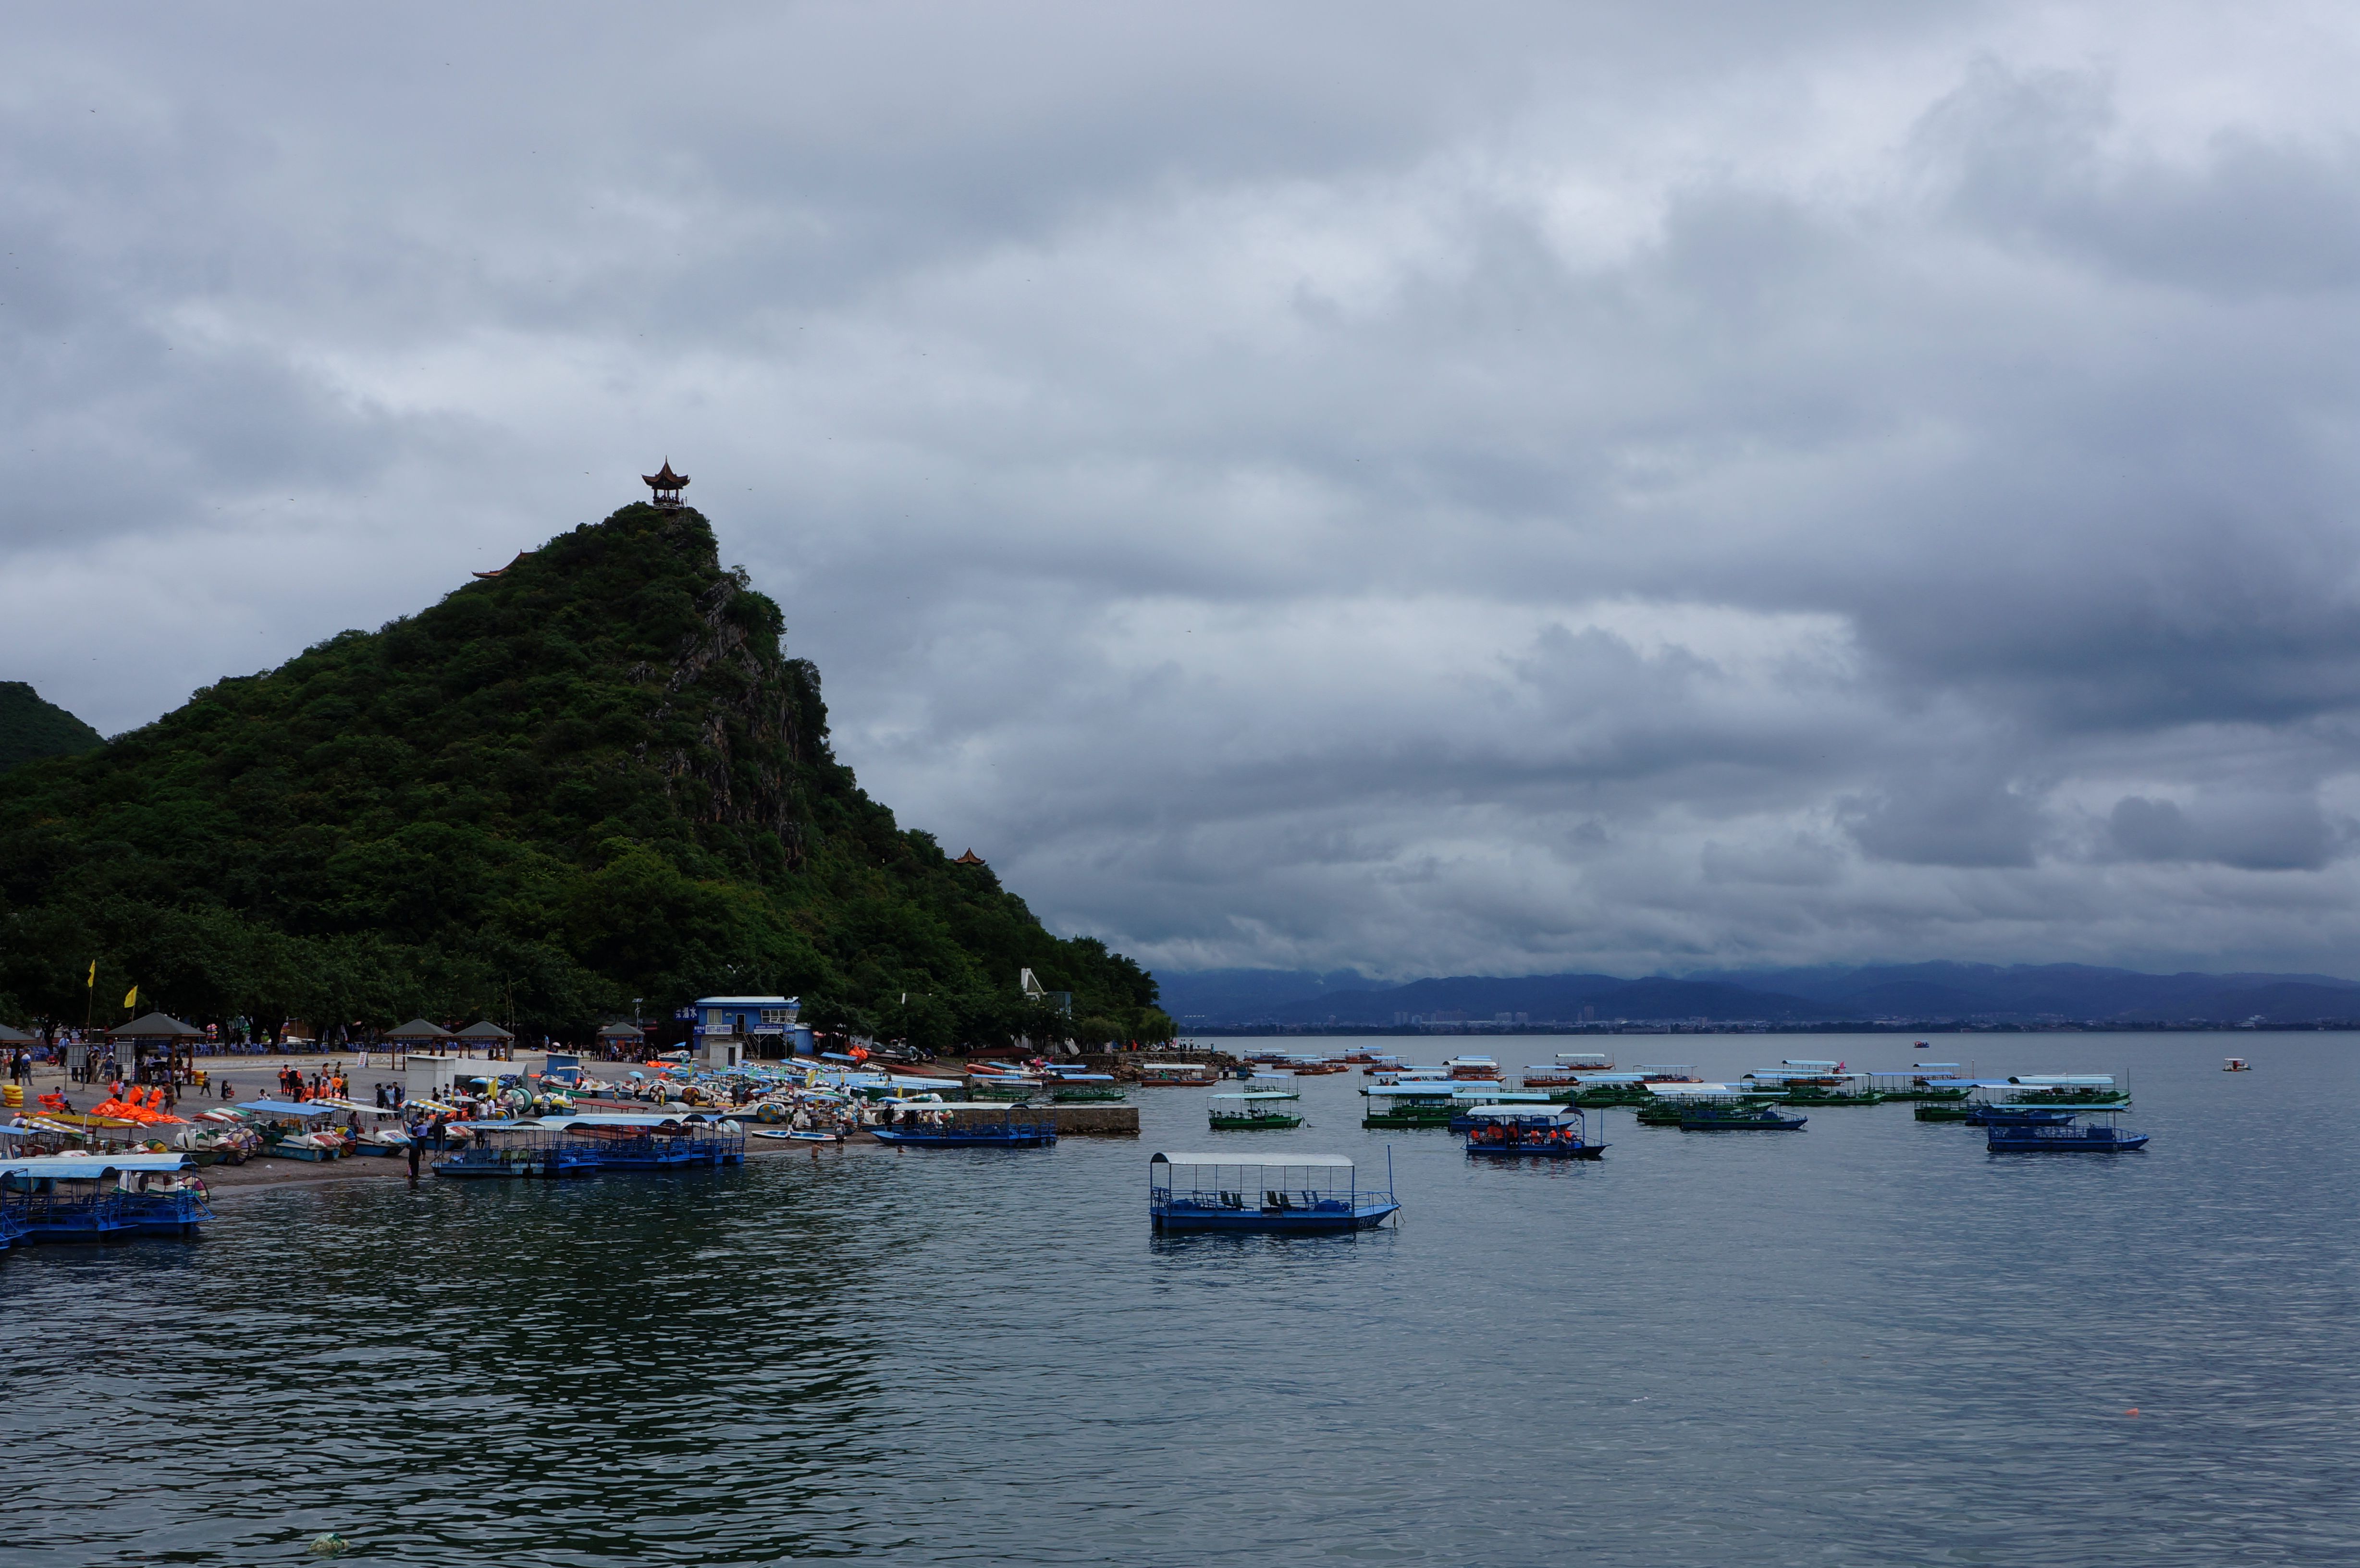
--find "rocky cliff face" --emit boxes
[631,521,818,864]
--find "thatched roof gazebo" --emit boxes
[386,1018,455,1059]
[455,1020,515,1059]
[109,1012,204,1083]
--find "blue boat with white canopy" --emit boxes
[1985,1105,2149,1153]
[433,1121,601,1179]
[534,1113,745,1168]
[0,1152,211,1240]
[1149,1151,1399,1234]
[1866,1066,1971,1101]
[1463,1105,1605,1159]
[873,1102,1057,1148]
[235,1100,349,1160]
[1444,1088,1561,1131]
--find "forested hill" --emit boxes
[0,502,1169,1048]
[0,681,104,772]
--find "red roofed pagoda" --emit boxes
[643,459,689,508]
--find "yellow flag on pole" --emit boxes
[87,960,96,988]
[123,985,138,1010]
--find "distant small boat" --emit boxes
[753,1128,843,1143]
[2223,1057,2251,1072]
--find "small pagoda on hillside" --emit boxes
[643,459,690,508]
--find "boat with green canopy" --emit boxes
[1742,1067,1884,1106]
[1635,1082,1787,1126]
[1867,1066,1972,1102]
[1209,1091,1304,1130]
[1360,1083,1459,1128]
[1998,1074,2130,1107]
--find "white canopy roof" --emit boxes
[1152,1151,1356,1168]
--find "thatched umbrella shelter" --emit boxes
[386,1018,455,1058]
[109,1012,204,1085]
[454,1020,515,1060]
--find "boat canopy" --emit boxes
[1449,1087,1555,1102]
[532,1115,690,1130]
[1,1153,191,1179]
[1781,1060,1842,1068]
[1460,1105,1577,1121]
[2009,1075,2116,1086]
[1209,1091,1297,1102]
[1361,1084,1461,1098]
[1152,1152,1357,1169]
[236,1101,341,1117]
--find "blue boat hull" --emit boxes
[434,1153,602,1178]
[1987,1129,2150,1152]
[117,1195,212,1236]
[873,1128,1056,1148]
[1466,1143,1605,1159]
[1153,1201,1399,1234]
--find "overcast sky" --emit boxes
[7,2,2360,980]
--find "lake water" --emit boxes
[4,1031,2355,1566]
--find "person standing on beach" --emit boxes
[406,1132,422,1185]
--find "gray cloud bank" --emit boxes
[6,2,2360,978]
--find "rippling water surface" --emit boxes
[5,1031,2356,1565]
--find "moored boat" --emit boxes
[1999,1075,2130,1107]
[1359,1083,1459,1128]
[1463,1105,1605,1159]
[433,1122,601,1178]
[1635,1083,1786,1126]
[2222,1057,2251,1072]
[1866,1066,1972,1102]
[1208,1092,1304,1131]
[1149,1151,1399,1234]
[1984,1106,2149,1153]
[873,1103,1057,1147]
[1133,1063,1216,1088]
[1679,1102,1807,1132]
[1,1153,213,1239]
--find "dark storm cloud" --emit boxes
[6,1,2360,977]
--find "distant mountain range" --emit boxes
[1157,962,2360,1027]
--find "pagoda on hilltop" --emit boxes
[643,459,689,508]
[954,849,986,866]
